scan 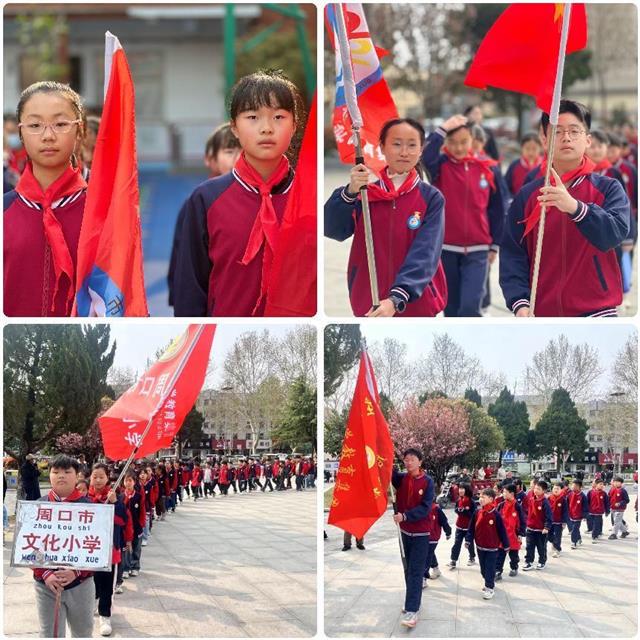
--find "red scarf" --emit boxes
[88,484,112,503]
[443,148,497,190]
[48,488,83,502]
[235,152,291,315]
[523,156,596,237]
[366,167,419,201]
[593,158,612,173]
[15,162,87,313]
[521,155,542,171]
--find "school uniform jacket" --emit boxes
[548,493,569,525]
[567,490,588,521]
[325,175,445,316]
[500,172,630,316]
[421,128,507,252]
[608,486,629,512]
[525,495,553,532]
[173,169,294,317]
[466,504,511,551]
[4,187,86,316]
[392,469,435,536]
[124,487,147,537]
[613,159,638,214]
[497,499,526,550]
[427,503,452,542]
[587,488,610,515]
[505,158,542,198]
[454,495,476,530]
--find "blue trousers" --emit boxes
[423,541,439,577]
[477,549,498,589]
[569,519,582,544]
[451,527,475,561]
[401,533,430,613]
[441,250,489,317]
[549,523,563,551]
[591,514,603,539]
[525,529,548,565]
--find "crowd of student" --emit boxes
[27,453,315,637]
[390,448,636,629]
[325,101,638,317]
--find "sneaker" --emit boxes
[122,572,129,579]
[129,570,139,577]
[508,569,518,577]
[591,539,598,544]
[341,545,351,552]
[467,558,476,566]
[495,572,502,582]
[482,588,495,600]
[536,563,545,570]
[608,534,617,540]
[401,612,418,628]
[523,563,534,571]
[356,542,365,550]
[551,550,559,558]
[430,567,441,579]
[577,539,583,546]
[114,583,123,594]
[99,616,112,636]
[571,543,577,549]
[621,531,629,538]
[422,577,428,589]
[141,539,148,547]
[94,601,99,616]
[446,561,456,570]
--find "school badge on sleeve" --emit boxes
[407,211,422,230]
[418,489,424,495]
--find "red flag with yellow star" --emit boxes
[327,347,394,539]
[464,3,587,113]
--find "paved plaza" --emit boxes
[324,487,638,637]
[4,487,317,637]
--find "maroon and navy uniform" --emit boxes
[500,170,630,317]
[587,487,610,540]
[173,168,294,316]
[496,498,525,574]
[465,504,510,590]
[325,171,446,316]
[567,489,588,545]
[505,157,542,198]
[548,493,569,552]
[524,494,553,567]
[609,486,630,512]
[392,469,434,614]
[422,127,508,316]
[450,494,477,564]
[424,503,452,576]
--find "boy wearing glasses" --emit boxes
[500,99,631,317]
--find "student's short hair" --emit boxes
[471,124,487,144]
[124,470,138,481]
[402,448,423,461]
[76,478,89,489]
[503,483,517,495]
[590,129,609,145]
[595,478,605,485]
[608,132,624,147]
[446,122,472,137]
[540,99,591,134]
[614,475,624,483]
[85,115,101,136]
[379,117,426,147]
[552,482,563,490]
[49,454,80,473]
[205,123,240,158]
[481,488,496,499]
[521,132,542,146]
[91,462,110,476]
[572,478,583,487]
[514,479,523,488]
[458,482,472,497]
[537,480,548,491]
[463,104,481,118]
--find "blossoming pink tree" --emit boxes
[390,398,475,484]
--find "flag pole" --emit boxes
[111,415,155,493]
[334,3,380,310]
[388,481,407,572]
[529,4,572,316]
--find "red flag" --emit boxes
[326,4,399,174]
[328,348,394,539]
[264,96,317,317]
[464,4,588,113]
[99,325,215,460]
[74,32,148,317]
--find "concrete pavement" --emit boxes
[324,490,638,637]
[4,487,317,637]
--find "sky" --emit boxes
[360,323,637,395]
[109,323,311,388]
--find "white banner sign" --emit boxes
[11,501,114,571]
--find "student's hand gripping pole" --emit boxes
[389,482,407,572]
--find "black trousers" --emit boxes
[496,548,519,572]
[549,523,563,551]
[263,478,274,491]
[569,519,583,544]
[591,514,603,539]
[525,529,547,565]
[478,549,498,589]
[451,528,475,562]
[94,563,117,617]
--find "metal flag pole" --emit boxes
[334,3,380,309]
[388,482,407,572]
[529,3,572,316]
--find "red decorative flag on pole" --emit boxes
[328,346,394,539]
[464,3,588,113]
[73,31,148,317]
[99,325,215,460]
[326,3,398,174]
[264,95,317,317]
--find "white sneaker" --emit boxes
[94,601,99,616]
[401,612,418,628]
[551,550,559,558]
[99,616,112,636]
[114,583,123,594]
[482,588,495,600]
[467,558,476,566]
[141,539,148,547]
[129,570,139,577]
[122,572,129,579]
[430,567,441,579]
[422,577,428,589]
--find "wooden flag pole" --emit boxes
[388,482,407,572]
[529,3,572,316]
[333,4,380,309]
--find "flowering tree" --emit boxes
[390,398,475,484]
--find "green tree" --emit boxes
[324,325,361,397]
[488,387,531,464]
[271,377,317,454]
[464,388,482,407]
[324,408,348,458]
[458,400,505,470]
[175,407,206,459]
[418,390,448,404]
[534,388,589,472]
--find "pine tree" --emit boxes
[488,387,531,464]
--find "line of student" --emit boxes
[325,99,634,317]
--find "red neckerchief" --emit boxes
[366,167,419,202]
[522,156,596,238]
[88,484,111,503]
[520,155,542,171]
[593,158,612,173]
[48,488,83,502]
[15,162,87,313]
[443,147,497,190]
[235,152,291,315]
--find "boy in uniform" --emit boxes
[523,480,553,570]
